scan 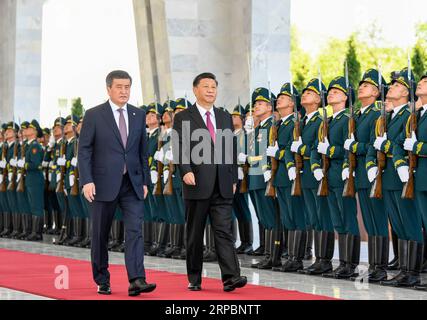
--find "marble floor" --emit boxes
[0,236,426,300]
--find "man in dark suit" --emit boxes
[172,72,247,292]
[78,70,156,296]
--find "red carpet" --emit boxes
[0,248,336,300]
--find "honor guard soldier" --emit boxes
[232,104,254,255]
[15,122,32,240]
[406,72,427,290]
[310,76,360,279]
[21,120,45,241]
[0,124,8,237]
[344,69,389,282]
[291,78,334,275]
[146,103,164,255]
[269,82,307,272]
[41,127,54,234]
[367,67,423,287]
[246,87,280,270]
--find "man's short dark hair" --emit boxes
[193,72,218,87]
[106,70,133,87]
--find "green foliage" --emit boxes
[345,35,361,89]
[71,97,84,118]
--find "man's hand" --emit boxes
[183,172,196,186]
[83,183,96,203]
[143,185,148,199]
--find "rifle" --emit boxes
[317,70,329,197]
[16,137,26,193]
[239,100,251,194]
[43,144,50,192]
[290,77,303,196]
[70,138,80,196]
[402,55,416,199]
[163,98,174,196]
[55,135,66,194]
[7,139,18,191]
[265,81,278,197]
[0,141,8,192]
[370,66,387,199]
[343,61,356,197]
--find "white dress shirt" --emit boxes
[391,104,406,119]
[196,102,217,132]
[305,110,317,124]
[421,104,427,118]
[109,100,129,136]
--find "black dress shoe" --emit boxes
[223,276,247,292]
[97,283,111,295]
[188,283,202,291]
[128,278,156,296]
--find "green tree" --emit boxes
[345,35,361,89]
[290,26,313,91]
[412,44,425,81]
[71,97,84,118]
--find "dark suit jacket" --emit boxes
[78,101,150,201]
[173,104,238,200]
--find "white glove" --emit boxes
[244,116,255,132]
[48,172,52,182]
[317,137,330,155]
[291,137,303,153]
[367,167,378,183]
[42,161,49,168]
[56,173,62,183]
[342,168,350,181]
[164,149,173,162]
[263,170,272,182]
[69,175,75,187]
[313,169,324,181]
[344,134,355,151]
[397,166,409,183]
[374,133,387,151]
[238,153,248,164]
[48,135,55,148]
[0,160,6,169]
[150,170,158,184]
[0,175,3,184]
[71,157,78,167]
[17,173,22,182]
[17,159,25,168]
[154,149,164,163]
[238,167,244,180]
[288,167,297,181]
[163,170,169,184]
[49,161,54,168]
[266,142,279,157]
[9,158,17,167]
[8,172,13,182]
[57,156,66,166]
[404,132,417,152]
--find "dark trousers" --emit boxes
[90,173,145,285]
[185,178,240,285]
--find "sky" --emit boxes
[39,0,427,126]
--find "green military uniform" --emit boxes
[232,105,254,255]
[270,83,307,272]
[41,128,53,233]
[0,124,9,236]
[24,120,45,241]
[344,69,389,282]
[366,68,423,287]
[312,77,360,279]
[295,78,334,275]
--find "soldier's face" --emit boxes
[386,82,409,102]
[193,78,217,106]
[107,79,131,107]
[276,95,292,111]
[232,115,243,128]
[254,101,271,118]
[146,112,158,127]
[64,123,73,134]
[416,78,427,98]
[53,126,63,140]
[301,90,320,107]
[358,82,379,100]
[162,112,172,125]
[327,88,347,106]
[5,129,15,140]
